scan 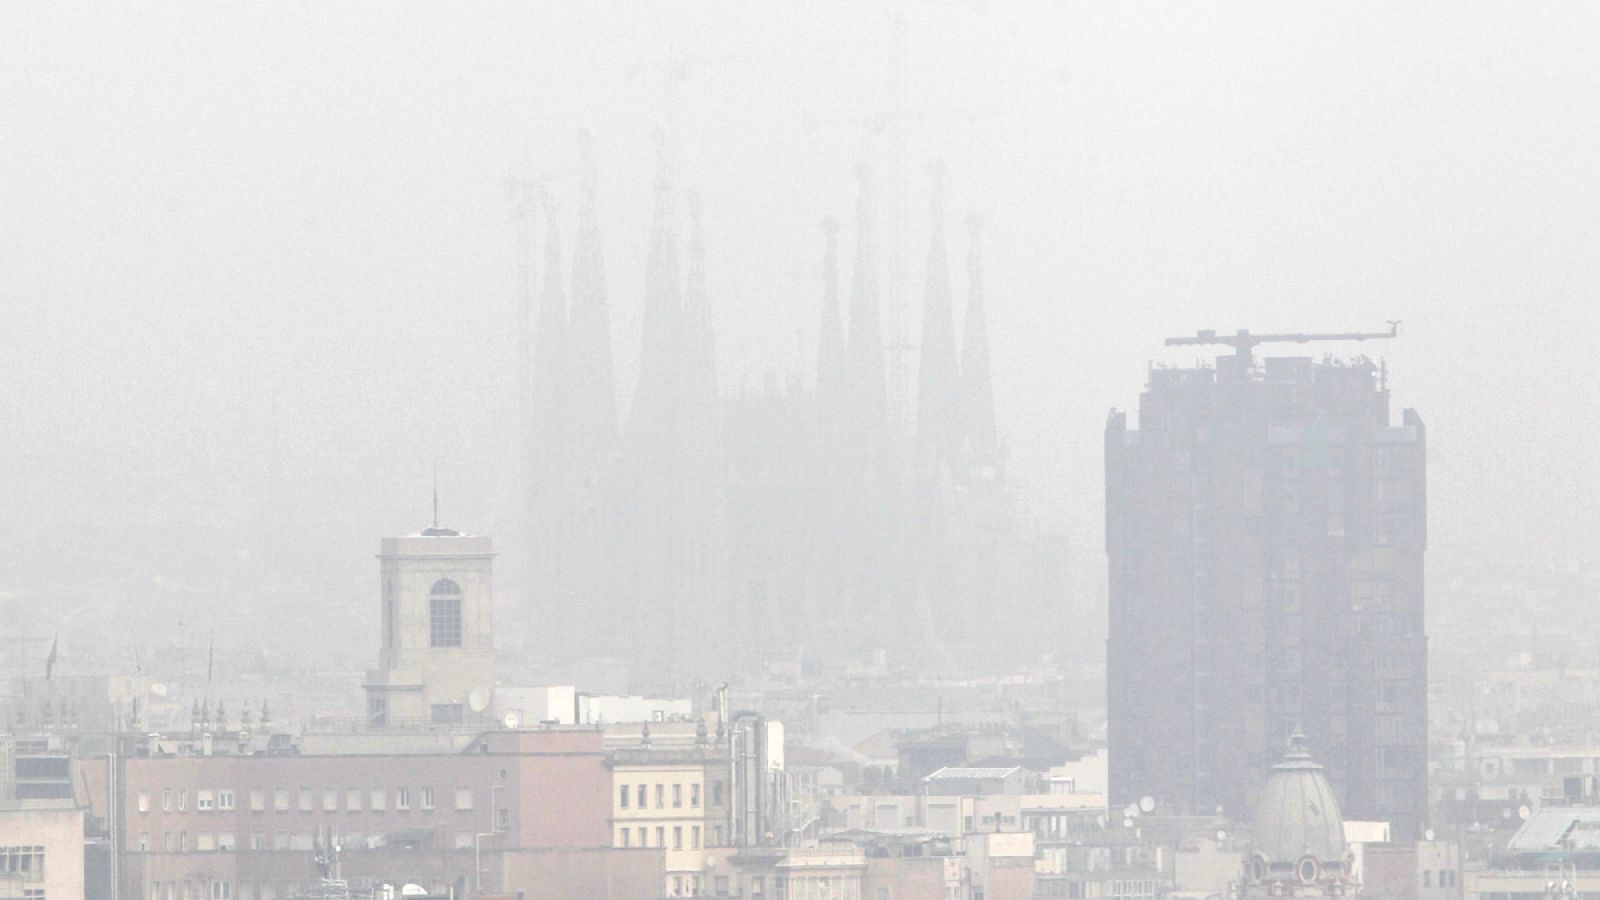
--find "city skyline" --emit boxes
[4,5,1599,899]
[4,8,1596,664]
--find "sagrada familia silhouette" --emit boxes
[517,131,1066,685]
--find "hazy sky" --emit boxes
[3,4,1598,639]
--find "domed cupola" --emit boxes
[1238,731,1358,897]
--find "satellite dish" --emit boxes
[1122,817,1134,828]
[1519,805,1532,821]
[1216,830,1227,843]
[1425,828,1436,841]
[502,712,521,730]
[468,688,490,713]
[150,683,169,697]
[1139,795,1156,814]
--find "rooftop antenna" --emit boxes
[431,460,439,530]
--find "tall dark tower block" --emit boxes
[1106,331,1426,838]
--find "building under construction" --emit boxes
[1105,328,1427,838]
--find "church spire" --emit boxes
[845,162,887,435]
[960,213,998,468]
[537,189,568,364]
[682,190,720,412]
[628,128,684,440]
[530,188,570,456]
[915,162,961,470]
[568,128,618,452]
[526,189,572,616]
[816,216,846,419]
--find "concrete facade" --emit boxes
[1107,351,1428,837]
[0,800,85,900]
[499,847,664,899]
[363,530,497,729]
[610,747,734,897]
[80,729,612,899]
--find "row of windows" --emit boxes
[1421,869,1458,888]
[1104,879,1161,900]
[619,782,706,810]
[135,828,492,854]
[176,877,464,900]
[0,845,45,879]
[138,786,475,815]
[616,824,701,851]
[149,880,282,900]
[136,831,233,852]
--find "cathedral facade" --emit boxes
[517,137,1066,685]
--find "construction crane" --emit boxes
[1165,321,1401,364]
[625,51,741,166]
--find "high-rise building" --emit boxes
[1106,337,1427,837]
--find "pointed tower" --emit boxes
[682,191,719,411]
[680,191,731,666]
[510,151,538,550]
[960,213,999,470]
[563,129,620,661]
[915,162,961,474]
[533,194,570,433]
[908,163,965,657]
[845,163,888,440]
[568,129,619,455]
[627,129,685,442]
[526,192,572,646]
[809,213,856,634]
[838,163,910,651]
[815,216,846,422]
[614,128,699,683]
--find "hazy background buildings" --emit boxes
[5,5,1600,899]
[2,4,1599,679]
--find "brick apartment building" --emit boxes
[79,729,661,899]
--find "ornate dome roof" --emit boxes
[1249,732,1348,867]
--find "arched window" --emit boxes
[429,579,463,648]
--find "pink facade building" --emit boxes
[80,729,659,900]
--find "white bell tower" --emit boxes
[363,519,497,728]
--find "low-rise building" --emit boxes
[0,799,86,900]
[924,767,1034,798]
[609,744,733,897]
[963,831,1035,899]
[1464,806,1600,899]
[730,846,868,900]
[78,728,637,899]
